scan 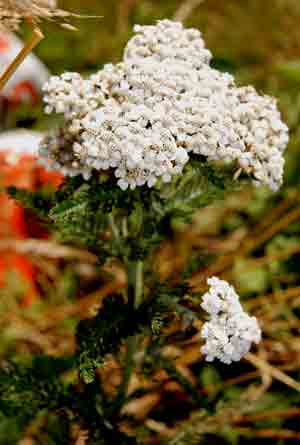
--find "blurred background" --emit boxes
[1,1,300,444]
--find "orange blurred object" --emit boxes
[0,132,63,305]
[0,29,55,306]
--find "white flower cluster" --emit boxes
[201,277,261,364]
[40,20,289,191]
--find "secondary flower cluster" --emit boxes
[40,20,289,191]
[201,277,261,364]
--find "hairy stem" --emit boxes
[121,216,129,238]
[108,213,120,243]
[128,260,144,309]
[111,335,137,415]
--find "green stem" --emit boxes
[128,260,144,309]
[108,213,120,242]
[160,356,203,406]
[111,335,137,415]
[121,216,128,238]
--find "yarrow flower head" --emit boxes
[0,0,74,31]
[40,20,289,191]
[201,277,261,364]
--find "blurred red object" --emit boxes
[0,130,63,305]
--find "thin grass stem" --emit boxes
[0,26,44,91]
